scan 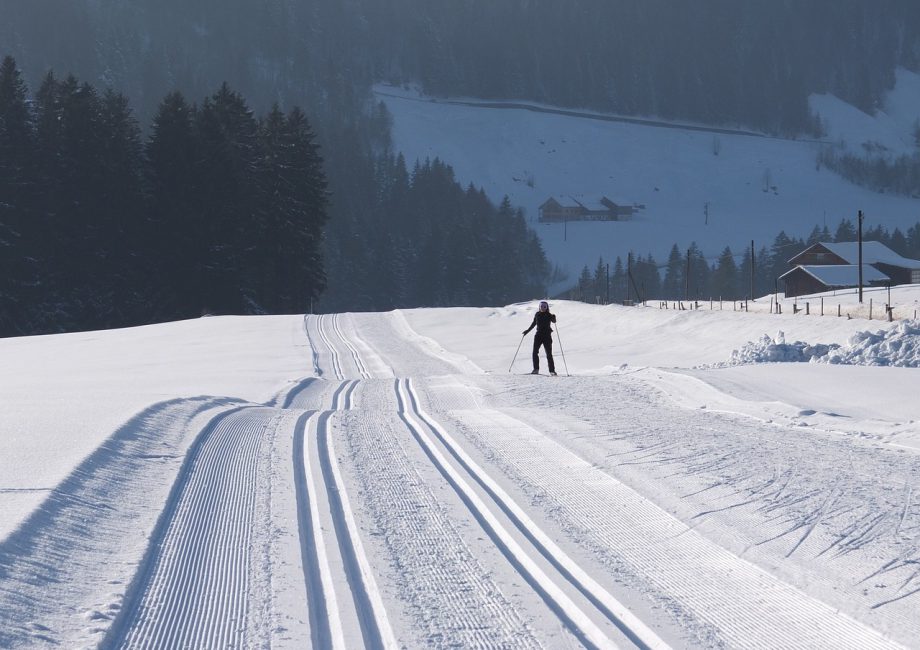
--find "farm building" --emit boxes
[780,241,920,297]
[538,196,643,223]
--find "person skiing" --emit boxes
[523,300,557,375]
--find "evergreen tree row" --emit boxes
[0,56,328,336]
[321,154,550,312]
[363,0,920,136]
[573,219,920,303]
[819,147,920,198]
[4,1,920,137]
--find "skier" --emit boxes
[523,300,557,375]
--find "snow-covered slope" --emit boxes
[376,74,920,287]
[1,303,918,648]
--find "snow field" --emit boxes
[1,303,918,647]
[377,79,920,285]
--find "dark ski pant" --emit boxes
[532,333,555,373]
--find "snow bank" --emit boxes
[712,332,838,367]
[715,320,920,368]
[818,319,920,367]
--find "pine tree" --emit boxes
[662,244,683,299]
[712,246,739,299]
[686,243,710,300]
[611,257,625,303]
[257,105,328,313]
[835,218,857,242]
[146,91,201,319]
[194,83,260,314]
[97,89,146,323]
[0,56,36,334]
[577,265,593,301]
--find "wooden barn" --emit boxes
[538,196,643,223]
[781,241,920,297]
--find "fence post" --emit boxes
[820,297,824,316]
[870,298,873,320]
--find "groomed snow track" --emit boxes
[6,311,911,648]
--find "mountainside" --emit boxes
[378,75,920,290]
[3,1,920,134]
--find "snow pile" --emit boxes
[712,321,920,368]
[712,332,838,367]
[818,320,920,367]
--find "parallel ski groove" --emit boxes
[116,408,271,649]
[313,314,344,380]
[332,313,371,379]
[316,393,398,649]
[451,407,901,650]
[396,378,637,650]
[292,410,344,649]
[346,398,542,648]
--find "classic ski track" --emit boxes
[396,377,669,650]
[117,406,275,649]
[448,407,903,650]
[315,393,399,649]
[317,312,668,648]
[345,381,545,648]
[301,314,399,648]
[331,313,371,379]
[313,314,345,380]
[293,409,344,649]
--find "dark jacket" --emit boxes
[524,310,556,336]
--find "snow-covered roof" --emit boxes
[781,264,890,287]
[579,198,609,211]
[819,241,920,269]
[548,196,584,208]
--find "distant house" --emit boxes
[538,196,643,223]
[780,241,920,297]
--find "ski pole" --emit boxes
[509,333,526,372]
[555,323,571,376]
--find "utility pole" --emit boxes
[606,263,610,304]
[858,210,864,303]
[685,248,691,301]
[627,253,632,304]
[750,239,755,300]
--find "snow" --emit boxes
[818,241,920,268]
[2,296,918,647]
[376,77,920,290]
[786,263,891,286]
[819,319,920,367]
[813,68,920,158]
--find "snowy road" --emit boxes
[0,308,917,648]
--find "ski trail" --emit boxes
[316,400,398,649]
[309,314,344,380]
[331,313,371,379]
[397,378,665,650]
[292,410,345,649]
[298,311,397,647]
[448,407,902,649]
[113,407,276,649]
[345,394,543,648]
[0,398,240,649]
